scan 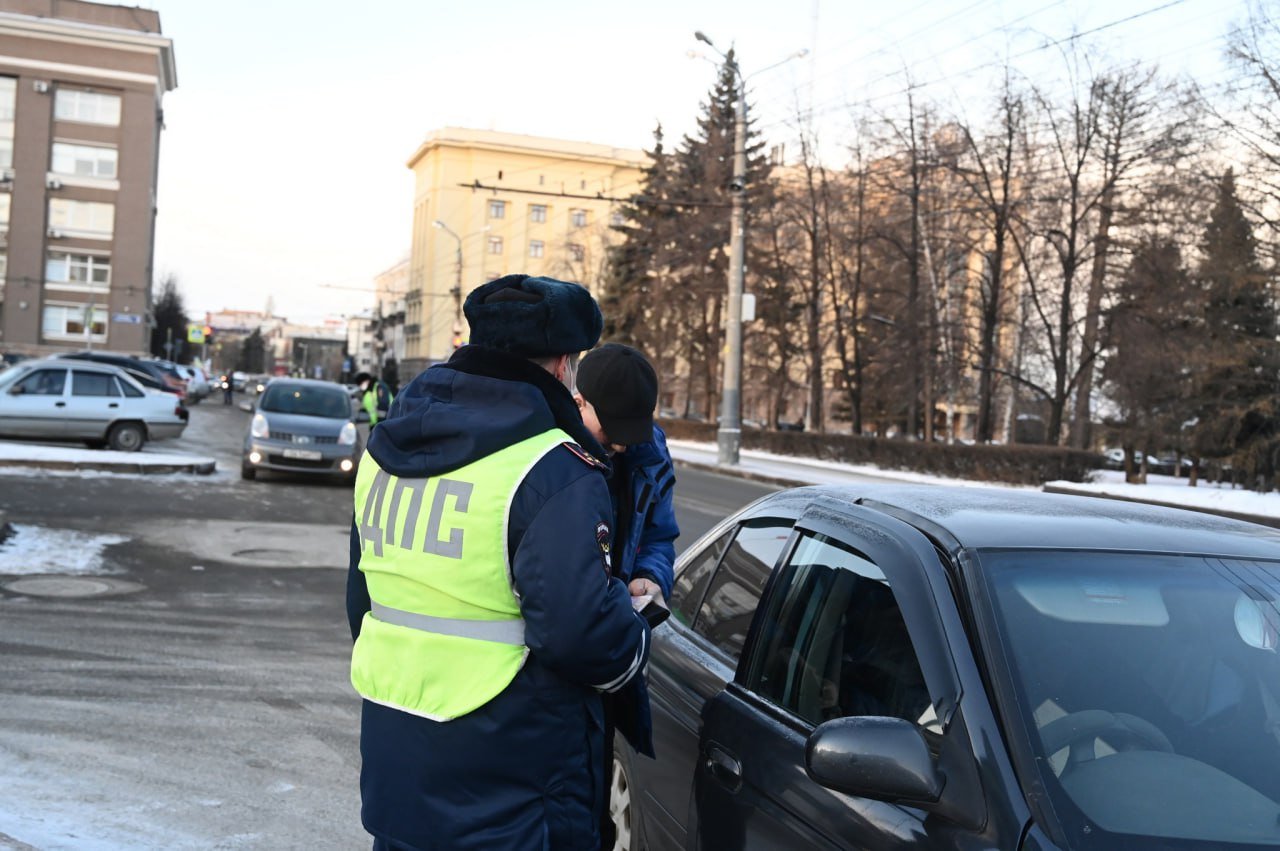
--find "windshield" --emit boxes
[259,384,349,419]
[981,550,1280,848]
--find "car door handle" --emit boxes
[108,403,118,408]
[55,401,66,407]
[704,745,742,792]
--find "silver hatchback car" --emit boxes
[242,378,362,482]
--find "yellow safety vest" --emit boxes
[350,428,571,720]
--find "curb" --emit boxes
[673,458,809,490]
[0,457,216,476]
[1042,483,1280,530]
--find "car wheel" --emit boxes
[107,422,145,452]
[241,464,257,481]
[610,740,641,851]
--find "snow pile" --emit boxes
[0,524,129,575]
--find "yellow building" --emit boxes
[403,128,645,369]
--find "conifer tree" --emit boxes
[1191,169,1280,488]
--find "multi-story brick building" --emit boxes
[0,0,175,356]
[403,128,644,373]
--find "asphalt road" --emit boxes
[0,398,776,850]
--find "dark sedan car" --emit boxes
[613,485,1280,850]
[241,378,362,481]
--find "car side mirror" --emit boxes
[6,385,23,395]
[805,716,943,804]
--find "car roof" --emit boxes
[18,357,125,374]
[755,484,1280,559]
[262,378,344,391]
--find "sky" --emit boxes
[145,0,1253,324]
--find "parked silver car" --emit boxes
[241,378,362,481]
[0,357,189,451]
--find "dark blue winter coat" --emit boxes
[346,346,651,851]
[604,425,678,758]
[607,425,678,599]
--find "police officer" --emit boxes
[346,274,651,851]
[353,372,394,426]
[573,344,678,848]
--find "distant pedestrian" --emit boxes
[347,274,651,850]
[356,373,393,426]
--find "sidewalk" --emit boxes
[666,439,1280,528]
[0,441,216,475]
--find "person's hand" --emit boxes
[629,577,663,605]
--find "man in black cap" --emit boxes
[574,343,679,849]
[346,275,652,850]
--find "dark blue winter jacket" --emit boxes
[346,345,651,851]
[607,425,678,599]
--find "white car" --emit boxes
[0,357,189,451]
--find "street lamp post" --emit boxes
[432,220,465,336]
[693,32,806,465]
[433,221,492,353]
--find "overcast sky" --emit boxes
[147,0,1246,323]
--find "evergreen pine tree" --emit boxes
[150,274,190,362]
[1191,169,1280,488]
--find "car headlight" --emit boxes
[339,421,357,446]
[250,412,270,439]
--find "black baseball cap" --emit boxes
[577,344,658,446]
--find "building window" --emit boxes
[488,200,506,219]
[610,211,625,227]
[529,240,544,258]
[42,302,107,341]
[0,250,7,283]
[51,142,118,180]
[46,252,111,291]
[488,236,503,255]
[568,243,584,262]
[54,89,121,126]
[0,193,9,232]
[570,209,587,228]
[530,204,547,223]
[48,199,114,239]
[0,77,13,170]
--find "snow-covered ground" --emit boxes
[0,441,214,468]
[665,439,1280,521]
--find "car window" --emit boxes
[693,519,793,661]
[115,377,143,398]
[259,384,349,418]
[746,532,935,731]
[14,368,68,396]
[669,528,734,626]
[72,370,120,397]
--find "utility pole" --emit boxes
[693,33,806,465]
[721,67,748,466]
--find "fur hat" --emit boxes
[463,274,603,357]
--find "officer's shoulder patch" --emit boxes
[560,441,607,470]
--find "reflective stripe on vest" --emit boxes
[350,427,572,721]
[370,600,525,645]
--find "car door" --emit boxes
[1,367,70,437]
[692,503,972,850]
[64,369,122,438]
[637,517,796,851]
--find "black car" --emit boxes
[57,351,185,398]
[614,485,1280,850]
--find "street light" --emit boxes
[433,220,492,348]
[692,32,807,465]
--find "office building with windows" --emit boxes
[0,0,176,355]
[403,128,644,372]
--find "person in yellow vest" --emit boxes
[346,274,653,850]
